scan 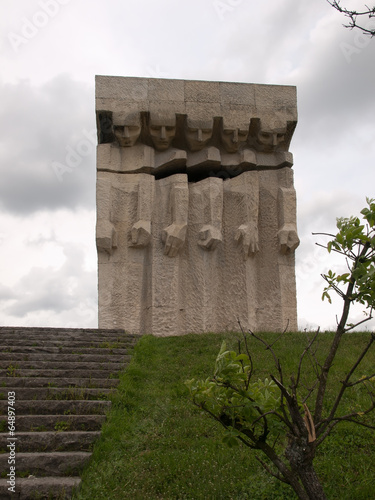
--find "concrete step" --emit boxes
[0,326,138,499]
[0,451,91,476]
[0,387,114,401]
[0,399,111,415]
[0,352,131,363]
[0,414,106,432]
[0,326,132,336]
[0,369,121,379]
[0,338,134,348]
[0,377,119,388]
[0,360,127,371]
[0,327,138,343]
[0,431,101,452]
[0,346,131,355]
[0,476,81,500]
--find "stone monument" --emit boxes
[95,76,299,335]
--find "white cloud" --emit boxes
[0,208,97,326]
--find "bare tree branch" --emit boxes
[302,380,319,404]
[316,402,375,445]
[314,243,371,423]
[317,333,375,437]
[237,319,254,389]
[250,330,284,385]
[255,456,290,484]
[344,313,373,332]
[312,232,336,238]
[347,372,375,387]
[295,330,321,390]
[327,0,375,36]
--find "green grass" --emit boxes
[74,332,375,500]
[54,421,71,432]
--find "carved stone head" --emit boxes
[257,119,287,152]
[185,117,213,151]
[114,112,141,147]
[148,112,176,151]
[220,119,249,153]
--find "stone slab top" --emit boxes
[95,75,297,120]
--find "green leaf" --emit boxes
[336,273,350,282]
[222,435,239,448]
[235,354,250,362]
[322,291,332,304]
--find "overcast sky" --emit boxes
[0,0,374,331]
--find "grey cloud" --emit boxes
[209,0,326,83]
[0,74,96,215]
[0,284,15,301]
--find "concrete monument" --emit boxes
[95,76,299,335]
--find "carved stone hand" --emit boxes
[278,224,300,255]
[198,224,222,251]
[96,220,117,255]
[130,220,151,248]
[235,224,259,259]
[162,223,187,257]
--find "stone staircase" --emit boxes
[0,327,138,499]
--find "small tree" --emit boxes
[186,198,375,500]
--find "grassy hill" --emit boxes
[73,332,375,500]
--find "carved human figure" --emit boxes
[185,117,213,151]
[220,119,249,153]
[197,177,223,251]
[277,171,300,254]
[113,112,141,147]
[96,176,117,255]
[233,172,260,259]
[96,172,153,253]
[278,225,299,254]
[161,176,189,257]
[256,119,287,152]
[129,175,154,248]
[96,220,117,255]
[148,112,176,151]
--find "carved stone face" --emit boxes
[257,121,287,152]
[220,126,249,153]
[113,113,141,147]
[185,118,213,151]
[114,124,141,147]
[149,114,176,151]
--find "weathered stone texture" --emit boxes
[95,76,299,335]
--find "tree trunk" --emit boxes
[296,463,327,500]
[285,438,327,500]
